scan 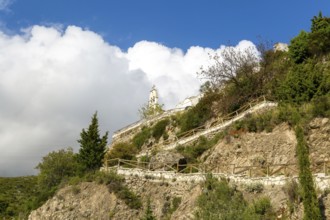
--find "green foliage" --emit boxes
[195,175,276,220]
[178,93,220,133]
[289,12,330,63]
[77,112,109,171]
[176,134,222,163]
[139,103,164,119]
[106,142,138,164]
[141,198,156,220]
[244,197,275,219]
[140,155,151,163]
[289,31,310,64]
[0,176,38,219]
[283,180,302,214]
[276,60,330,103]
[36,147,81,189]
[311,95,330,117]
[152,119,170,141]
[309,12,330,56]
[244,183,264,193]
[162,196,182,219]
[295,126,322,220]
[133,127,151,149]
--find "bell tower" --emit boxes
[148,85,158,109]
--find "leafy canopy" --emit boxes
[36,147,81,189]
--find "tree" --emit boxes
[289,31,310,64]
[295,126,321,220]
[198,46,259,89]
[309,12,330,56]
[138,102,164,119]
[77,112,109,171]
[36,147,80,189]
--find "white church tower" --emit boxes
[148,85,158,109]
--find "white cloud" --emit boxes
[0,0,13,11]
[0,25,256,176]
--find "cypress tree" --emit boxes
[295,125,321,220]
[77,112,109,171]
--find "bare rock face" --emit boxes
[308,118,330,164]
[203,123,298,174]
[29,119,330,220]
[29,178,201,220]
[150,151,185,170]
[28,182,138,220]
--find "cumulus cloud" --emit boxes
[0,25,256,176]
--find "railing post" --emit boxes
[117,159,120,169]
[232,164,235,174]
[267,165,269,177]
[324,162,326,175]
[249,168,252,177]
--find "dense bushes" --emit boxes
[132,119,170,149]
[276,59,330,103]
[133,127,151,149]
[176,134,222,163]
[289,13,330,63]
[106,142,138,165]
[0,176,39,219]
[36,148,82,189]
[178,93,220,133]
[195,175,275,220]
[151,119,170,141]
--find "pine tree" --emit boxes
[77,112,109,171]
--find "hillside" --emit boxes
[29,117,330,219]
[0,176,38,219]
[9,13,330,220]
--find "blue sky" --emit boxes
[0,1,330,176]
[2,0,330,50]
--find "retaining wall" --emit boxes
[101,167,330,190]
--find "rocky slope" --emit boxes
[29,118,330,219]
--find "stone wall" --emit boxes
[102,167,330,190]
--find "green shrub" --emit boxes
[140,155,151,163]
[36,148,82,189]
[195,175,247,220]
[311,95,330,117]
[176,134,221,163]
[152,119,170,141]
[133,127,151,149]
[141,198,156,220]
[106,142,138,164]
[0,176,39,219]
[243,197,276,219]
[178,93,220,133]
[195,175,276,220]
[244,183,264,193]
[284,180,302,214]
